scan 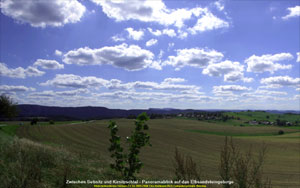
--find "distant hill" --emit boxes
[15,104,204,120]
[15,104,299,120]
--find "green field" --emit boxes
[0,117,298,187]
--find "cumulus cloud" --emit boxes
[147,28,177,38]
[148,28,162,36]
[245,53,293,73]
[162,78,186,84]
[129,81,199,92]
[33,59,64,70]
[282,6,300,20]
[111,35,125,42]
[214,0,225,11]
[25,66,45,77]
[260,76,300,88]
[40,74,109,88]
[297,52,300,62]
[188,11,229,34]
[0,0,86,28]
[202,60,252,82]
[0,63,45,78]
[213,85,251,92]
[91,0,206,28]
[254,90,287,95]
[162,29,176,37]
[202,60,243,77]
[30,88,87,97]
[0,85,35,92]
[126,28,144,40]
[146,39,158,47]
[164,48,224,70]
[41,74,200,94]
[54,50,63,56]
[62,43,160,71]
[91,0,229,32]
[213,85,251,97]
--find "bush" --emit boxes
[173,147,201,180]
[219,137,272,188]
[31,118,38,125]
[49,120,55,125]
[278,130,284,135]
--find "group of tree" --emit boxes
[0,94,17,118]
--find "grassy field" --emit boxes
[0,117,296,187]
[223,111,300,124]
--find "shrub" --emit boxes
[108,112,151,180]
[49,120,55,125]
[173,147,201,180]
[219,137,272,188]
[31,118,38,125]
[278,130,284,135]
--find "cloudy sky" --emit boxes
[0,0,299,110]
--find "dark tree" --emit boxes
[0,94,17,118]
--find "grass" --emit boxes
[14,118,300,187]
[224,111,300,124]
[0,125,19,136]
[186,129,285,137]
[1,117,300,187]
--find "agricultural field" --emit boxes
[1,117,299,187]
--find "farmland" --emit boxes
[0,114,298,187]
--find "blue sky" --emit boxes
[0,0,299,110]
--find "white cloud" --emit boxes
[91,0,207,28]
[25,66,45,77]
[242,77,254,83]
[282,6,300,20]
[202,60,252,83]
[177,30,188,39]
[0,63,45,78]
[147,28,177,38]
[0,63,26,78]
[214,0,225,11]
[0,0,86,28]
[260,76,300,88]
[0,85,35,92]
[41,74,200,94]
[164,48,224,70]
[30,88,87,97]
[213,85,251,92]
[111,35,125,42]
[33,59,64,70]
[126,28,144,40]
[245,53,293,73]
[162,29,176,37]
[297,52,300,62]
[54,50,63,56]
[224,72,253,83]
[62,43,160,71]
[213,85,251,97]
[91,0,230,34]
[40,74,109,88]
[188,11,229,34]
[202,60,243,77]
[254,90,287,95]
[162,78,186,84]
[146,39,158,47]
[147,28,162,36]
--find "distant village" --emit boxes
[142,111,300,127]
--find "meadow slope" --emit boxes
[13,118,300,187]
